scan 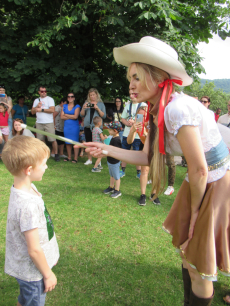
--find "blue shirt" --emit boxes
[13,104,28,123]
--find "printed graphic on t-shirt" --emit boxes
[44,205,54,240]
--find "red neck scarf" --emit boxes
[157,79,182,154]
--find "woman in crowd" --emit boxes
[107,97,124,141]
[80,88,106,165]
[61,92,80,163]
[9,118,35,139]
[127,105,161,206]
[84,37,230,305]
[11,96,29,123]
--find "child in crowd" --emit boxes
[127,106,161,206]
[79,117,86,157]
[2,136,59,306]
[103,121,122,198]
[91,116,107,172]
[0,101,12,143]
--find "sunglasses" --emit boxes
[200,100,208,103]
[40,90,47,93]
[68,95,74,98]
[0,85,5,89]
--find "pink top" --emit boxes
[0,112,9,126]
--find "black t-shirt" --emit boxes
[107,136,122,164]
[107,107,124,128]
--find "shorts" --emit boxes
[16,277,46,306]
[84,127,92,142]
[107,161,120,180]
[0,126,9,135]
[36,123,55,142]
[55,130,64,145]
[121,136,141,151]
[79,133,86,143]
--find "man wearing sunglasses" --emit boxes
[218,101,230,127]
[31,86,60,161]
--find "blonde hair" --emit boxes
[128,63,173,198]
[2,136,50,176]
[87,88,102,103]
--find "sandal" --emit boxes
[223,294,230,305]
[64,158,71,162]
[72,159,78,164]
[80,151,84,157]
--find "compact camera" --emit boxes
[87,103,94,108]
[0,94,6,97]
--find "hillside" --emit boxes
[200,78,230,93]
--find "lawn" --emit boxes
[0,125,229,305]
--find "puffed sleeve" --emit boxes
[164,96,202,136]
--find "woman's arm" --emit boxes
[1,101,12,114]
[82,133,150,166]
[95,103,106,119]
[127,121,142,144]
[80,103,89,117]
[176,125,208,240]
[63,107,80,120]
[60,108,68,120]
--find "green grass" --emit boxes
[0,146,229,305]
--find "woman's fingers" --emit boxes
[188,211,199,240]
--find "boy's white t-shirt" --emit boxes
[33,96,55,124]
[121,102,147,139]
[5,184,60,282]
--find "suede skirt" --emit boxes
[163,170,230,281]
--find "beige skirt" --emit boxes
[163,170,230,280]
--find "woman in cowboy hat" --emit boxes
[82,36,230,305]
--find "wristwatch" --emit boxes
[42,109,44,112]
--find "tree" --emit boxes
[1,0,230,103]
[183,80,230,113]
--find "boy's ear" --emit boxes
[24,166,33,176]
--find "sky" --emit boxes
[197,34,230,80]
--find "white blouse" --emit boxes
[164,93,230,183]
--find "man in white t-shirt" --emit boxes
[120,100,147,178]
[218,101,230,127]
[31,86,60,161]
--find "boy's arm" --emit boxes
[100,132,107,141]
[24,228,57,293]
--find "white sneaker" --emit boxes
[84,159,92,165]
[60,154,68,158]
[51,154,55,158]
[164,186,174,195]
[147,180,152,184]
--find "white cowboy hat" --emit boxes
[113,36,193,86]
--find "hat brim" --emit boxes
[113,42,193,87]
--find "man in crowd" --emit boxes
[31,86,60,161]
[218,101,230,127]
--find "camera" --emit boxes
[87,103,94,107]
[0,94,6,97]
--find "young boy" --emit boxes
[103,121,122,198]
[2,136,59,306]
[91,116,107,172]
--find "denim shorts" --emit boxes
[121,136,141,151]
[16,278,46,306]
[107,161,120,180]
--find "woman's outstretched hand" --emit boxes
[81,142,109,158]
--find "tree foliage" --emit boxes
[200,78,230,93]
[1,0,230,102]
[183,80,230,113]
